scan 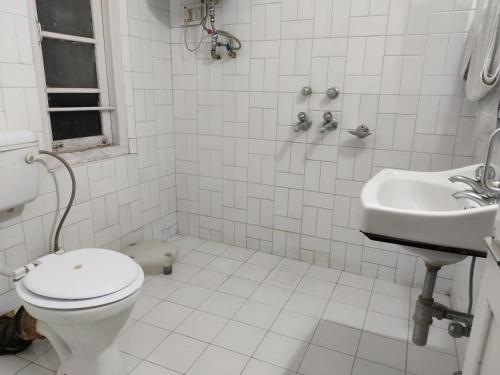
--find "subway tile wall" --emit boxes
[0,0,177,313]
[170,0,478,292]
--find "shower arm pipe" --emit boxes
[38,150,76,253]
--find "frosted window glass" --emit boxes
[42,39,98,88]
[36,0,94,38]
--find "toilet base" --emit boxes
[54,342,125,375]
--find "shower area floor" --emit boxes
[2,235,461,375]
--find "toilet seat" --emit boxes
[16,248,144,310]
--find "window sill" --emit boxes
[42,145,130,171]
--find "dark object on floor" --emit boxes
[0,307,43,355]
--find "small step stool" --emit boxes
[122,240,178,275]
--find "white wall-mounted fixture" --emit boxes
[0,130,39,212]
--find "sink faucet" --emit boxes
[452,191,498,207]
[450,166,500,206]
[448,175,489,195]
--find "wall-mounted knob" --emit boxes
[348,125,372,139]
[295,112,312,132]
[326,87,339,99]
[301,87,312,96]
[319,111,338,134]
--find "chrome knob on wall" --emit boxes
[326,87,339,99]
[348,125,372,139]
[319,111,338,134]
[294,112,312,132]
[301,87,312,96]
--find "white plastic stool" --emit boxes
[122,240,178,275]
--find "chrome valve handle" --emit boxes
[295,112,312,132]
[319,111,338,134]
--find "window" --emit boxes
[31,0,119,153]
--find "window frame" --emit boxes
[28,0,128,157]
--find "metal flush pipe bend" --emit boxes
[37,150,76,253]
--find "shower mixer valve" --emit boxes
[319,111,338,134]
[294,112,312,132]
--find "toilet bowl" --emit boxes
[15,248,144,375]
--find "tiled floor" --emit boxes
[1,236,461,375]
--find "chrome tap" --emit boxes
[452,191,498,207]
[319,111,338,134]
[449,166,497,197]
[294,112,312,132]
[448,175,489,195]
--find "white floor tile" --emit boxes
[351,358,404,375]
[234,300,281,329]
[142,277,183,299]
[199,291,246,318]
[323,302,367,330]
[357,332,407,370]
[14,364,54,375]
[221,246,255,261]
[218,276,260,298]
[338,272,375,291]
[285,292,328,318]
[188,269,228,289]
[15,338,52,362]
[147,333,207,373]
[271,310,319,342]
[368,293,409,319]
[118,321,170,358]
[167,284,213,308]
[373,279,411,300]
[196,240,231,255]
[141,301,193,330]
[306,265,342,283]
[299,344,354,375]
[247,252,282,268]
[330,285,371,309]
[130,294,161,320]
[363,311,409,341]
[187,345,249,375]
[264,269,302,289]
[276,258,310,275]
[235,262,272,282]
[254,332,308,371]
[241,358,295,375]
[0,355,30,375]
[296,277,335,299]
[406,344,459,375]
[251,284,293,307]
[33,349,59,372]
[180,251,216,267]
[170,263,202,282]
[206,257,243,274]
[213,320,266,356]
[121,352,141,373]
[312,320,361,356]
[175,310,228,342]
[130,361,181,375]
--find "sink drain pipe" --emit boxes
[412,265,440,346]
[413,264,474,346]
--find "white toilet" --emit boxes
[16,249,144,375]
[0,131,144,375]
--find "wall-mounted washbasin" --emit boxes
[360,165,495,266]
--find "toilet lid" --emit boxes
[23,249,140,300]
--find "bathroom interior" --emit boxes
[2,0,500,374]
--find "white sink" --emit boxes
[360,165,496,266]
